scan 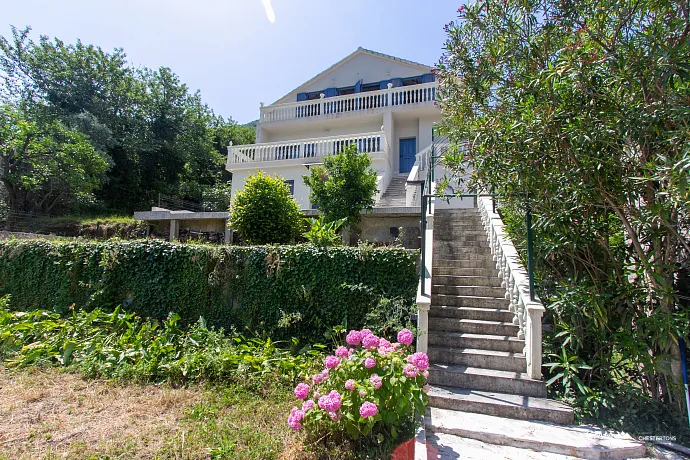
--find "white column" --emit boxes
[169,219,179,242]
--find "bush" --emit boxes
[0,239,418,343]
[303,144,378,227]
[303,216,345,247]
[0,301,323,386]
[229,172,304,244]
[287,328,428,443]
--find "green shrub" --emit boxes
[230,171,304,244]
[303,144,378,227]
[0,239,418,342]
[0,302,323,386]
[303,216,345,247]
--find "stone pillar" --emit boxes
[169,219,179,242]
[224,226,233,245]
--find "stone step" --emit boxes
[434,235,490,244]
[434,258,498,269]
[434,239,491,248]
[428,347,526,372]
[426,407,647,459]
[428,363,547,397]
[432,275,503,288]
[430,305,514,322]
[433,245,494,258]
[428,386,575,425]
[428,331,524,353]
[426,432,583,460]
[433,284,507,298]
[432,266,500,277]
[432,294,509,309]
[429,317,519,336]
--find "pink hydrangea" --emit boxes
[422,370,429,379]
[362,334,380,350]
[361,328,372,336]
[364,357,377,368]
[294,383,310,400]
[398,328,414,346]
[403,363,419,378]
[359,401,378,418]
[348,348,355,356]
[335,346,349,358]
[379,338,392,349]
[370,373,383,389]
[329,411,342,422]
[324,355,340,369]
[345,379,356,390]
[302,399,315,411]
[318,390,342,412]
[287,407,305,430]
[407,352,430,370]
[359,390,367,397]
[313,369,329,384]
[346,330,362,346]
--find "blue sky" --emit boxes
[3,0,460,124]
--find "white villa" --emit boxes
[225,47,470,245]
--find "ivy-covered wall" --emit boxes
[0,240,418,341]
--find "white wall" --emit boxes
[276,52,431,104]
[261,119,382,143]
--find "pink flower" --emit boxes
[362,334,380,350]
[287,407,305,430]
[407,352,430,371]
[313,373,325,384]
[294,383,310,400]
[398,328,414,346]
[360,328,373,337]
[329,411,342,422]
[348,348,355,356]
[359,401,378,418]
[324,355,340,369]
[364,357,377,369]
[379,338,392,349]
[318,390,342,412]
[335,346,349,358]
[403,363,419,378]
[422,370,429,379]
[346,330,362,346]
[359,390,367,397]
[345,379,357,390]
[302,399,315,411]
[370,373,382,389]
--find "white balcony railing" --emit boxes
[260,82,438,124]
[227,131,387,165]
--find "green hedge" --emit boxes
[0,240,418,341]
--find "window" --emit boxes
[305,92,321,100]
[361,83,380,93]
[402,76,423,86]
[337,87,355,96]
[284,180,295,195]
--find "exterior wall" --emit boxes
[261,118,382,143]
[359,215,421,248]
[276,53,431,104]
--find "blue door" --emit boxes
[399,138,416,173]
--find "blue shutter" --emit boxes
[422,73,435,83]
[379,79,391,89]
[296,93,307,102]
[354,79,362,93]
[324,87,337,98]
[390,78,403,88]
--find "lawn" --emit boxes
[0,367,313,459]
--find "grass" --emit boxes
[43,214,138,226]
[0,367,315,459]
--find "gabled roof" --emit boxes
[272,47,432,105]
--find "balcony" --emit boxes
[259,82,438,124]
[227,131,388,168]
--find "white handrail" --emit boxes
[227,131,387,165]
[260,82,438,123]
[477,196,544,379]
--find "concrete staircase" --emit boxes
[422,208,647,459]
[376,175,408,207]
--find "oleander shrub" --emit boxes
[0,239,417,342]
[287,327,428,444]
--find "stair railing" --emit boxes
[477,196,544,379]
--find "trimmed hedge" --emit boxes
[0,240,418,341]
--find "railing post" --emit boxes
[420,194,427,297]
[526,205,536,301]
